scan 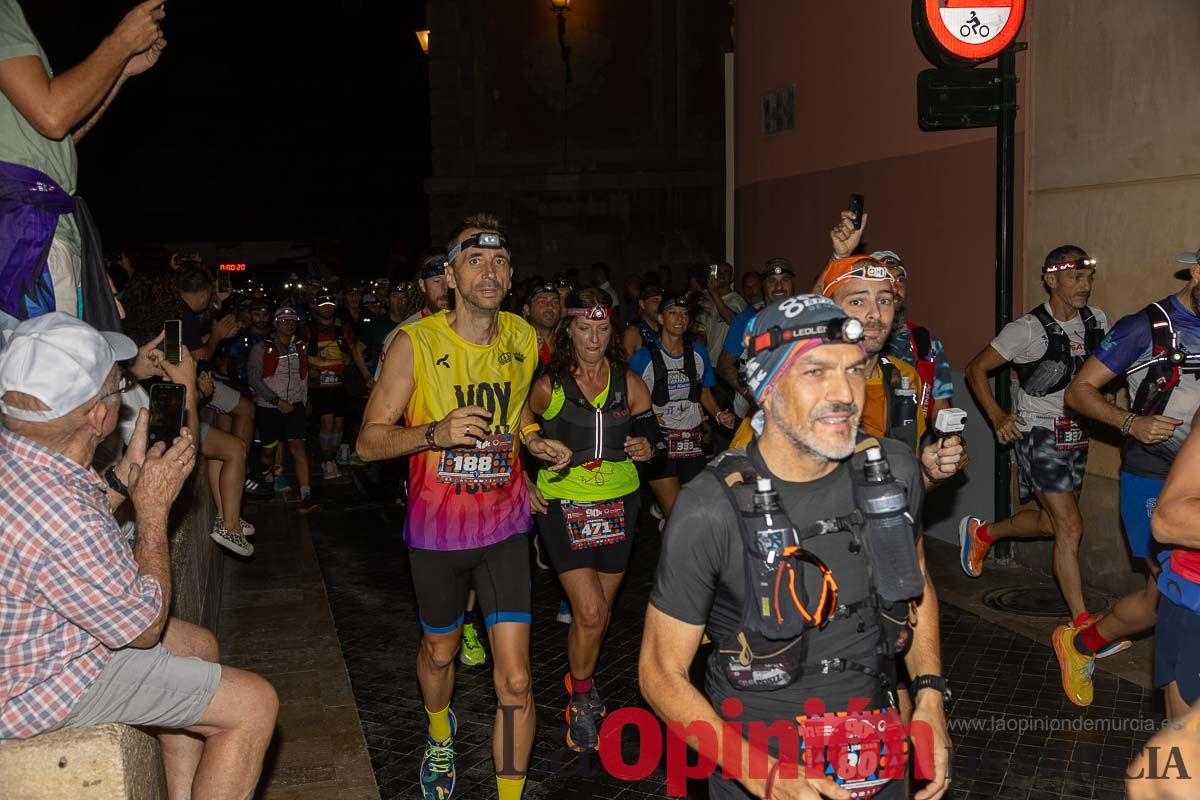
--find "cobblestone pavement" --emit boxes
[307,488,1160,799]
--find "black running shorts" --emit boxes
[409,535,531,634]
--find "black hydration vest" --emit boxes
[880,358,919,451]
[648,343,703,407]
[1013,305,1105,397]
[541,368,633,467]
[1131,298,1191,417]
[707,439,920,699]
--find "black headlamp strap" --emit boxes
[446,232,510,265]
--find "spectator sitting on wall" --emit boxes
[124,265,269,497]
[0,313,278,800]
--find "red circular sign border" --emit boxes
[922,0,1025,62]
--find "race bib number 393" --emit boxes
[436,433,514,486]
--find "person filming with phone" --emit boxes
[0,313,279,800]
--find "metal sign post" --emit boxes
[913,0,1027,525]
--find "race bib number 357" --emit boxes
[436,433,514,486]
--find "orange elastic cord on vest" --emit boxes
[819,255,894,298]
[777,547,839,628]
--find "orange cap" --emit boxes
[819,255,894,298]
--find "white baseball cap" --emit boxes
[0,313,137,422]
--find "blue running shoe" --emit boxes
[419,709,457,799]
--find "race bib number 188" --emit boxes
[436,433,514,486]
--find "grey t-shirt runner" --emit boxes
[0,0,81,254]
[649,436,924,722]
[991,303,1108,430]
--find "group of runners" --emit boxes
[354,207,1200,799]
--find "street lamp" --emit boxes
[415,29,430,55]
[551,0,571,83]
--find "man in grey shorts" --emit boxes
[0,314,278,800]
[961,247,1127,656]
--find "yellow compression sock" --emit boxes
[497,775,526,799]
[426,704,452,743]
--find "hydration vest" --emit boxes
[649,342,703,407]
[707,438,919,698]
[1131,298,1193,416]
[309,318,348,359]
[541,368,633,467]
[879,357,919,452]
[263,336,308,380]
[630,320,659,348]
[906,322,936,422]
[1013,305,1104,397]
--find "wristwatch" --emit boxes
[103,465,130,498]
[910,674,952,705]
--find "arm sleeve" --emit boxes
[246,341,276,404]
[931,337,954,401]
[1094,311,1151,375]
[648,476,728,625]
[34,508,163,649]
[697,346,716,388]
[0,2,40,63]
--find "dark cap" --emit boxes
[639,285,664,301]
[525,281,559,305]
[420,255,447,280]
[362,292,381,305]
[658,293,688,312]
[762,258,795,277]
[315,294,337,308]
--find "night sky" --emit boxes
[25,0,431,276]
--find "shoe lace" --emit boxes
[1074,652,1095,687]
[424,741,454,775]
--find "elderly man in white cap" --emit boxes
[0,313,278,800]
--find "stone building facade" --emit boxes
[424,0,729,287]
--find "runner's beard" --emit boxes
[774,402,860,462]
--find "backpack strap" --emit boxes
[648,346,670,407]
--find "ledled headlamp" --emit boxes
[1044,257,1097,274]
[446,231,510,265]
[745,317,864,357]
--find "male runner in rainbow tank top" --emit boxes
[358,213,571,800]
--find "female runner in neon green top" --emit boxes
[526,288,660,753]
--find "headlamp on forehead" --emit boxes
[447,231,510,265]
[744,317,864,357]
[420,259,447,280]
[1043,257,1098,274]
[565,306,611,321]
[526,282,559,304]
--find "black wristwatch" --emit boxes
[103,465,130,498]
[910,675,951,705]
